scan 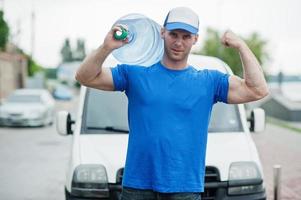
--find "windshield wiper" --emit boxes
[86,126,129,133]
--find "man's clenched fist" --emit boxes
[221,30,245,50]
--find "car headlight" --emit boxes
[71,164,109,198]
[228,162,264,195]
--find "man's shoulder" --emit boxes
[188,66,209,76]
[126,62,161,72]
[191,67,227,76]
[111,63,147,72]
[188,67,229,82]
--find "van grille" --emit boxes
[116,166,220,199]
[201,166,220,200]
[116,168,124,184]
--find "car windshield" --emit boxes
[7,94,42,103]
[82,88,243,134]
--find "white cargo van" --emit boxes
[57,54,266,200]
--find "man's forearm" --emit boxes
[238,43,268,95]
[75,45,112,84]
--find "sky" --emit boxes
[3,0,301,75]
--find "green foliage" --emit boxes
[60,39,73,62]
[15,48,44,77]
[74,81,81,88]
[60,38,86,62]
[73,39,86,61]
[245,33,269,66]
[0,10,9,50]
[27,55,44,77]
[196,28,269,76]
[44,68,57,79]
[0,11,44,77]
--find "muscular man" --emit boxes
[76,7,269,200]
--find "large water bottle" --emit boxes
[112,13,164,66]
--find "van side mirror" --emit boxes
[248,108,265,133]
[56,111,75,135]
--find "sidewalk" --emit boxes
[251,122,301,200]
[288,121,301,129]
[267,117,301,133]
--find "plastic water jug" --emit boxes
[112,13,164,66]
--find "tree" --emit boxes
[195,28,269,76]
[14,47,43,77]
[60,38,73,62]
[44,68,57,79]
[60,38,86,62]
[73,38,86,61]
[0,12,43,76]
[27,56,43,77]
[0,10,9,51]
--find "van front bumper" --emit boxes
[203,181,266,200]
[67,184,122,200]
[66,183,266,200]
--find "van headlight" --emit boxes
[228,162,264,195]
[71,164,109,198]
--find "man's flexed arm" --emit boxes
[75,25,128,91]
[221,30,269,104]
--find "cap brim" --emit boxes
[165,22,198,34]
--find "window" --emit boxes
[82,89,243,133]
[82,89,129,133]
[209,102,243,132]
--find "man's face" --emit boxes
[161,28,198,62]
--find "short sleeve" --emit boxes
[110,64,129,91]
[210,70,230,104]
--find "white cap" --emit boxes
[164,7,199,34]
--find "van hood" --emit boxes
[79,134,128,183]
[206,132,254,181]
[79,132,257,183]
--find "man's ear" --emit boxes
[160,28,165,39]
[193,34,199,45]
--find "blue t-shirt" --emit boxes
[111,61,229,193]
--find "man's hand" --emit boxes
[103,24,129,51]
[221,30,245,50]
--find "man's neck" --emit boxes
[161,56,189,70]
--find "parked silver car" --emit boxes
[0,89,55,127]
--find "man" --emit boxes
[76,6,269,200]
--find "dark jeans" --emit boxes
[120,187,201,200]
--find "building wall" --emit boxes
[0,52,27,100]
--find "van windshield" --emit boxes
[82,88,243,133]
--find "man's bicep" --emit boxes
[227,75,256,104]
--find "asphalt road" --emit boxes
[0,99,77,200]
[0,124,71,200]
